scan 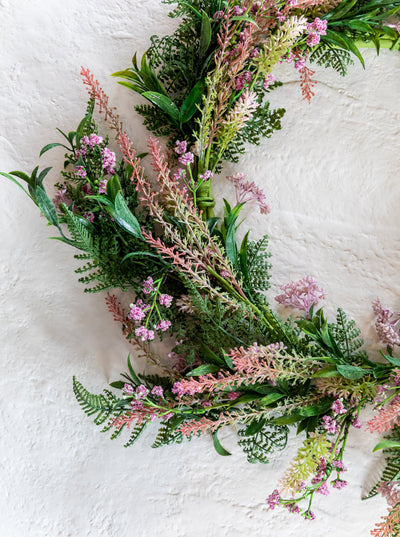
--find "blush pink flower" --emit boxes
[227,172,271,215]
[275,276,326,315]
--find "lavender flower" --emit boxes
[53,185,71,210]
[275,275,326,315]
[331,399,346,415]
[351,416,362,429]
[99,178,108,194]
[142,276,155,295]
[83,211,95,223]
[174,140,187,155]
[136,384,149,400]
[159,294,173,308]
[102,147,116,175]
[178,152,194,166]
[322,415,338,435]
[75,165,87,178]
[151,385,164,398]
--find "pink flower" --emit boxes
[263,73,275,90]
[266,489,281,510]
[199,170,213,182]
[81,133,104,147]
[172,381,186,397]
[123,383,134,395]
[142,277,155,295]
[275,276,326,315]
[372,298,400,348]
[234,71,252,90]
[322,415,338,435]
[128,304,147,323]
[227,172,271,215]
[75,165,87,178]
[102,147,116,175]
[233,5,245,15]
[159,294,173,308]
[213,10,224,20]
[294,58,306,71]
[83,211,95,223]
[135,326,155,341]
[352,416,362,429]
[178,152,194,166]
[155,319,172,332]
[332,460,347,472]
[136,385,149,399]
[99,178,108,194]
[175,140,187,155]
[316,481,330,496]
[331,399,346,415]
[53,185,71,210]
[332,479,348,490]
[151,385,164,398]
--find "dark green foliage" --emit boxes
[310,44,354,76]
[123,422,148,448]
[330,308,367,364]
[246,235,272,303]
[152,416,185,448]
[238,420,289,463]
[73,377,118,426]
[363,426,400,500]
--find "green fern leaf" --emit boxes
[238,421,289,463]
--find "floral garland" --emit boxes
[2,1,400,535]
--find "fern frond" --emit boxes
[152,416,185,448]
[124,422,148,448]
[330,308,365,363]
[310,44,353,76]
[73,377,117,425]
[364,427,400,500]
[238,421,289,463]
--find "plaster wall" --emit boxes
[1,1,400,536]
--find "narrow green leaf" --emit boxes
[336,364,369,380]
[373,440,400,452]
[187,364,220,376]
[213,432,231,456]
[109,381,126,390]
[383,354,400,367]
[259,392,285,406]
[199,11,212,58]
[142,91,180,123]
[179,81,205,124]
[39,143,70,157]
[111,192,143,238]
[0,172,32,200]
[35,187,59,227]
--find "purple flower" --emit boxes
[304,510,316,521]
[332,460,347,472]
[266,489,281,510]
[322,415,338,435]
[234,71,252,91]
[136,384,149,400]
[275,276,326,315]
[294,58,306,71]
[285,503,300,514]
[331,399,346,415]
[263,73,275,89]
[172,381,186,397]
[178,152,194,166]
[131,400,144,411]
[53,185,71,210]
[213,10,224,20]
[135,326,155,341]
[75,165,87,178]
[151,385,164,398]
[81,133,104,148]
[175,140,187,155]
[159,294,173,308]
[142,277,155,295]
[233,5,245,15]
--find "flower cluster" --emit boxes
[275,275,326,315]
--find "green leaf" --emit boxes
[179,81,204,124]
[336,364,369,380]
[35,187,59,227]
[383,354,400,367]
[127,354,141,386]
[213,431,231,456]
[312,365,339,378]
[245,419,265,435]
[109,381,126,390]
[0,172,32,200]
[231,15,259,27]
[111,192,143,238]
[187,364,220,376]
[199,11,212,58]
[273,413,303,425]
[299,401,331,417]
[39,142,70,157]
[142,91,180,123]
[373,440,400,452]
[106,175,122,202]
[239,230,250,281]
[258,392,285,406]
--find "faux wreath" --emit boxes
[3,1,400,535]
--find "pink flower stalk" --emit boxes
[142,277,155,295]
[331,399,346,415]
[372,298,400,348]
[275,275,326,315]
[266,489,281,510]
[306,17,327,46]
[227,172,271,215]
[75,165,87,178]
[159,294,173,308]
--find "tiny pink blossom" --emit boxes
[155,319,172,332]
[131,399,144,411]
[266,489,280,510]
[316,481,330,496]
[199,170,213,182]
[331,399,346,415]
[178,152,194,166]
[263,73,275,89]
[213,10,224,20]
[142,277,155,294]
[151,385,164,398]
[332,460,347,472]
[372,298,400,348]
[83,211,95,223]
[227,172,271,215]
[99,178,108,194]
[233,5,245,15]
[352,416,362,429]
[294,58,306,71]
[322,415,338,435]
[332,479,348,490]
[128,304,147,323]
[175,140,187,155]
[159,294,173,307]
[53,186,71,210]
[136,385,149,399]
[102,147,116,175]
[75,165,87,178]
[123,383,134,395]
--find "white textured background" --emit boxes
[1,1,400,536]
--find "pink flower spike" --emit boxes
[352,416,362,429]
[226,172,271,215]
[275,275,326,315]
[372,298,400,348]
[322,415,338,435]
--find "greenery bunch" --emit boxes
[2,0,400,534]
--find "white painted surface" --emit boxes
[1,1,399,535]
